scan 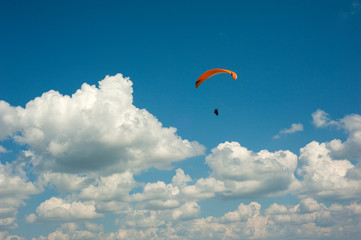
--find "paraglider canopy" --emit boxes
[195,69,237,88]
[195,68,237,116]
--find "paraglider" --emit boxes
[195,69,237,88]
[195,69,237,116]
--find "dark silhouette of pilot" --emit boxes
[214,108,219,116]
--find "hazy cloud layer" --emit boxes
[26,199,361,240]
[0,145,7,153]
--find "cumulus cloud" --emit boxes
[0,74,205,175]
[328,113,361,161]
[205,141,299,198]
[121,210,167,229]
[297,141,361,200]
[39,172,95,193]
[132,180,181,210]
[116,199,361,239]
[31,223,107,240]
[312,110,361,161]
[185,198,361,240]
[181,177,226,199]
[78,171,136,201]
[131,169,224,208]
[0,162,40,229]
[293,112,361,201]
[27,197,102,222]
[172,168,192,187]
[12,198,361,240]
[172,201,200,220]
[273,123,304,139]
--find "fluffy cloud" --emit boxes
[181,177,226,199]
[14,198,361,240]
[186,198,361,240]
[36,171,137,215]
[0,162,40,229]
[78,171,136,201]
[172,168,192,187]
[327,113,361,161]
[297,141,361,200]
[274,123,304,139]
[39,172,95,193]
[32,223,107,240]
[298,110,361,200]
[132,180,181,210]
[131,169,224,207]
[27,197,102,222]
[0,74,205,175]
[312,109,361,159]
[312,109,338,128]
[116,199,361,239]
[172,202,200,220]
[205,141,299,198]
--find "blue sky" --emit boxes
[1,0,361,239]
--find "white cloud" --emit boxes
[0,74,205,175]
[25,198,361,240]
[0,163,39,199]
[172,168,192,187]
[132,180,181,210]
[205,141,299,198]
[312,110,361,161]
[131,169,224,207]
[172,202,200,221]
[274,123,304,139]
[31,223,107,240]
[181,177,226,199]
[37,171,137,214]
[94,200,130,214]
[297,141,361,201]
[328,113,361,161]
[27,197,103,222]
[312,109,338,128]
[78,171,135,201]
[39,172,95,193]
[0,162,40,229]
[223,202,261,222]
[187,199,361,240]
[122,210,166,229]
[0,101,19,140]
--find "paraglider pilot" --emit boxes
[214,108,219,116]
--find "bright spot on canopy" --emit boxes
[195,69,237,88]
